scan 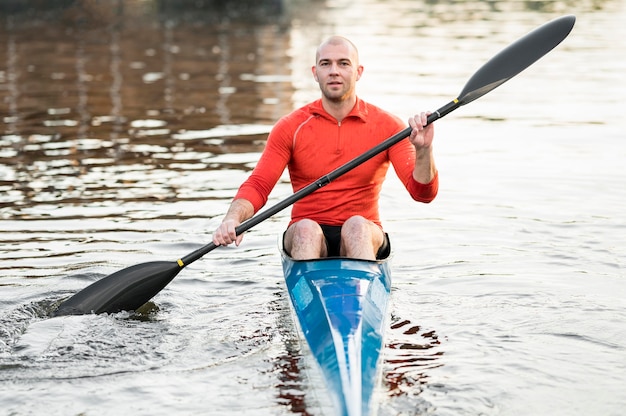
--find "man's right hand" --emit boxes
[211,198,255,247]
[212,218,242,247]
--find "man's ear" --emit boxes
[356,65,364,81]
[311,66,318,82]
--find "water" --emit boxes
[1,0,625,415]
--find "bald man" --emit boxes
[212,36,438,260]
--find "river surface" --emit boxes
[1,0,625,415]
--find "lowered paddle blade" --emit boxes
[52,261,182,316]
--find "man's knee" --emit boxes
[284,219,327,259]
[341,215,369,234]
[340,216,384,259]
[290,219,323,237]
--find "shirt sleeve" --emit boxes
[388,136,439,203]
[234,119,293,213]
[407,171,439,203]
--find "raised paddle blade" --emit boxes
[426,14,575,124]
[52,261,182,316]
[457,14,576,105]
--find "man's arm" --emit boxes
[211,116,294,247]
[413,145,437,184]
[408,112,436,184]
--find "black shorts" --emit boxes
[284,224,391,259]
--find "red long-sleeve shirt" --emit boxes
[234,98,438,227]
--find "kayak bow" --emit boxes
[281,251,392,416]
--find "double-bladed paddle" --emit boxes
[53,14,576,316]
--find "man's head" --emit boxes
[312,36,363,104]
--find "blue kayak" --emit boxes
[281,251,392,416]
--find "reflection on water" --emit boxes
[2,0,626,415]
[1,0,294,218]
[384,316,442,399]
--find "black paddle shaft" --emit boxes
[54,15,575,316]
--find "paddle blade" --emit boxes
[458,14,576,105]
[52,261,182,316]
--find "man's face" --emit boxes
[312,41,363,103]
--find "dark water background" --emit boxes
[1,0,625,415]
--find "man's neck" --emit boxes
[321,96,357,122]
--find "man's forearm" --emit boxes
[413,147,437,184]
[223,198,255,224]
